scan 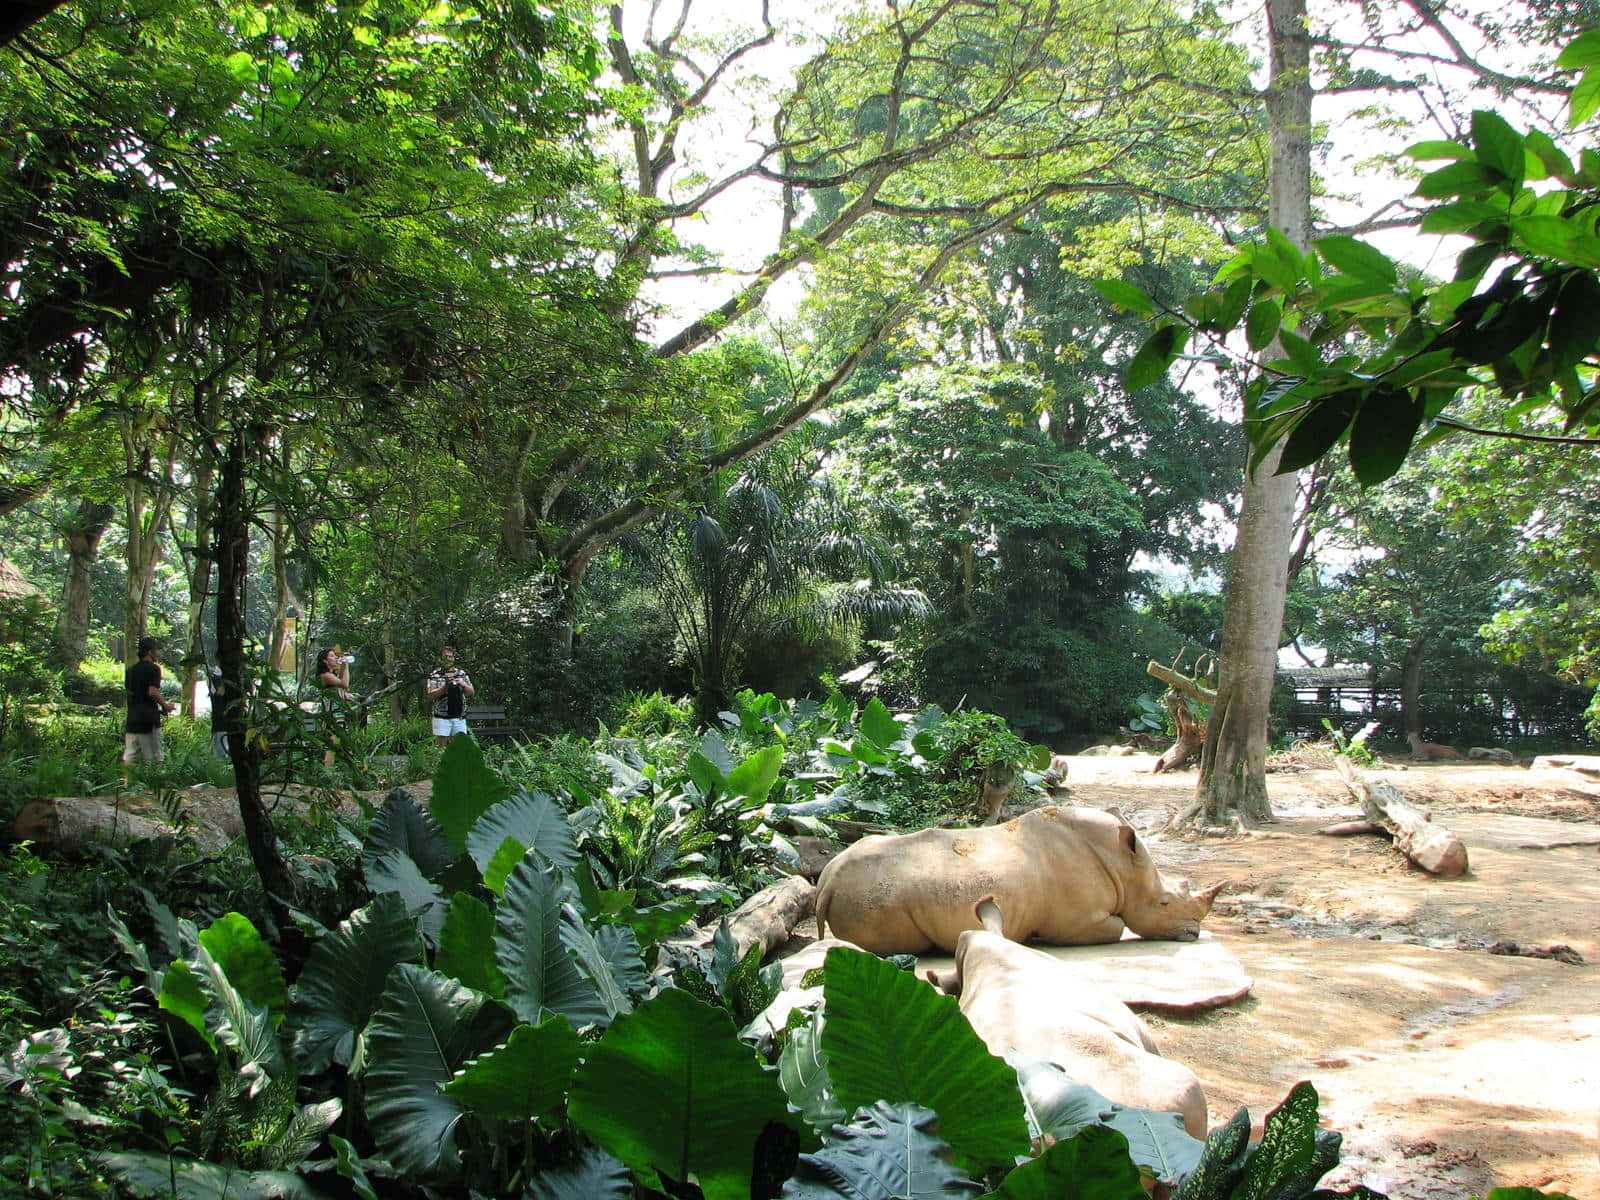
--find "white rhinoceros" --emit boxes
[814,804,1223,954]
[935,897,1208,1137]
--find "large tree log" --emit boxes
[14,795,234,853]
[683,876,817,962]
[1334,758,1468,877]
[1147,661,1215,774]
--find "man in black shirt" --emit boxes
[124,635,175,782]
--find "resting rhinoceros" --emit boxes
[934,897,1208,1136]
[814,804,1223,954]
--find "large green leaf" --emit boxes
[1013,1057,1202,1184]
[1127,324,1185,390]
[1313,236,1397,284]
[1347,387,1424,485]
[495,857,609,1028]
[568,987,796,1200]
[1232,1083,1341,1200]
[197,913,287,1023]
[437,892,507,998]
[821,947,1029,1174]
[560,907,634,1022]
[431,734,511,854]
[362,848,447,945]
[103,1152,317,1199]
[160,929,283,1081]
[778,1013,845,1137]
[979,1125,1146,1200]
[858,697,901,749]
[363,964,484,1176]
[443,1015,581,1124]
[363,790,457,880]
[468,790,580,879]
[1093,278,1157,317]
[1172,1107,1252,1200]
[289,893,422,1074]
[726,744,785,806]
[782,1101,982,1199]
[522,1147,634,1199]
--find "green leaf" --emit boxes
[1415,161,1499,200]
[821,947,1029,1175]
[496,856,609,1029]
[437,892,507,997]
[1275,390,1358,475]
[363,964,484,1175]
[198,913,287,1022]
[443,1016,581,1123]
[224,51,259,83]
[1245,298,1282,352]
[1558,29,1600,69]
[697,728,737,778]
[363,848,447,944]
[568,987,796,1200]
[1548,271,1600,371]
[687,750,722,795]
[1571,68,1600,127]
[1314,236,1396,284]
[980,1125,1146,1199]
[431,733,511,854]
[159,959,214,1051]
[778,1014,845,1137]
[1348,388,1425,485]
[1012,1057,1202,1184]
[1171,1107,1252,1200]
[858,697,901,749]
[1471,110,1525,184]
[1523,130,1575,182]
[559,908,634,1022]
[784,1101,983,1199]
[104,1152,317,1199]
[289,893,422,1074]
[1093,279,1157,317]
[1406,139,1473,161]
[1127,325,1186,391]
[364,791,457,880]
[468,790,579,879]
[726,745,785,805]
[1232,1082,1332,1200]
[522,1147,635,1199]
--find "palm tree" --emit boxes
[650,432,924,721]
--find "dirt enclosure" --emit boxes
[1039,755,1600,1199]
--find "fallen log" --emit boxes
[1334,758,1468,877]
[1315,819,1386,838]
[13,795,235,853]
[681,875,817,963]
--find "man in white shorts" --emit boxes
[123,636,176,783]
[427,645,475,746]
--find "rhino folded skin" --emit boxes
[814,805,1222,955]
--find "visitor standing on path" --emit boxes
[123,635,175,783]
[427,644,475,747]
[315,647,353,766]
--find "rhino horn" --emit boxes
[1196,881,1227,911]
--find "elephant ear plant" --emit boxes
[104,735,1383,1200]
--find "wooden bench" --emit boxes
[464,703,523,743]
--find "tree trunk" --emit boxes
[1399,636,1426,741]
[180,459,215,715]
[120,419,178,659]
[1181,0,1310,830]
[215,430,299,935]
[55,497,115,670]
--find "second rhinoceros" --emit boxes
[814,804,1223,954]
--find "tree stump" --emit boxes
[1334,758,1468,877]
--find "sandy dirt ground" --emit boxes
[1033,754,1600,1200]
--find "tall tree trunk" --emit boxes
[215,429,299,935]
[1182,0,1310,830]
[180,458,215,715]
[55,497,115,669]
[120,416,178,658]
[1399,636,1427,740]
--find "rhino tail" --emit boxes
[814,886,830,941]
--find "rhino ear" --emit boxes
[1119,824,1140,857]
